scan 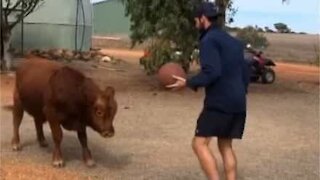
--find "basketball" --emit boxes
[157,62,187,86]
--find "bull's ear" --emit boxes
[104,86,115,97]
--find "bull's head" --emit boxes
[91,86,117,138]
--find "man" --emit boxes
[167,2,249,180]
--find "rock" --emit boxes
[90,51,98,57]
[41,53,51,59]
[73,51,81,59]
[80,51,91,61]
[62,49,74,60]
[101,56,112,63]
[92,54,103,61]
[90,47,101,51]
[30,49,40,55]
[48,49,63,59]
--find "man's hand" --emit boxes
[166,75,187,90]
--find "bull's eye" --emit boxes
[96,110,103,117]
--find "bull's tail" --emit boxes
[1,105,14,111]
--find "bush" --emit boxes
[314,44,320,66]
[236,26,269,49]
[139,39,195,75]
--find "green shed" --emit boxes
[10,0,93,51]
[93,0,130,36]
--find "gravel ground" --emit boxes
[0,55,319,180]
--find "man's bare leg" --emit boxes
[218,138,237,180]
[192,137,220,180]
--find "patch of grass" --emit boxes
[255,33,318,63]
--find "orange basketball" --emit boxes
[157,62,187,86]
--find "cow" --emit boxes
[12,58,117,167]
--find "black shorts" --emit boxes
[195,109,246,139]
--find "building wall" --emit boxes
[10,0,93,51]
[93,0,130,36]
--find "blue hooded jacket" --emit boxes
[187,26,249,113]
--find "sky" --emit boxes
[231,0,319,34]
[91,0,320,34]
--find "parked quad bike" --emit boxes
[245,45,276,84]
[249,58,276,84]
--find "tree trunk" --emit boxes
[1,25,12,71]
[3,34,12,71]
[1,11,13,71]
[215,0,229,26]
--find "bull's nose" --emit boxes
[101,131,115,138]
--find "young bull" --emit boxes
[12,58,117,167]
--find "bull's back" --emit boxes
[16,58,62,116]
[46,67,88,115]
[45,67,91,130]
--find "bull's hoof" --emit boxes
[52,160,65,168]
[85,159,96,167]
[39,140,49,148]
[12,143,22,151]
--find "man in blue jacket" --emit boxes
[167,2,249,180]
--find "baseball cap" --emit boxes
[194,2,221,18]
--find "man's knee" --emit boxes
[192,137,210,153]
[218,138,232,152]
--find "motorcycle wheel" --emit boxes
[251,76,260,82]
[262,68,276,84]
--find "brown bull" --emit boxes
[12,58,117,167]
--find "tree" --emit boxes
[122,0,200,73]
[1,0,44,71]
[122,0,285,74]
[215,0,237,24]
[236,26,269,49]
[122,0,235,74]
[274,22,291,33]
[257,27,264,33]
[264,26,274,33]
[225,26,240,32]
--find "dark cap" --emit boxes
[194,2,221,18]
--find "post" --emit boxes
[0,0,4,70]
[21,0,25,55]
[75,0,80,52]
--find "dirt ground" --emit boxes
[0,50,319,180]
[93,33,320,63]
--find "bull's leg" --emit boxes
[34,117,48,147]
[45,106,65,167]
[11,89,24,151]
[77,130,95,167]
[49,121,64,167]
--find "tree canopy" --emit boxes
[274,22,291,33]
[121,0,235,73]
